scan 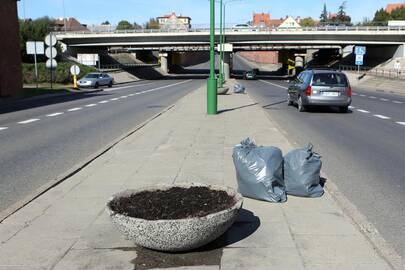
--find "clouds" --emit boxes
[18,0,393,25]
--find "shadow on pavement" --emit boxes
[218,103,258,114]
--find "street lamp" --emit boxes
[207,0,217,115]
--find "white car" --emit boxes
[232,24,254,32]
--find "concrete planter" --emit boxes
[106,183,243,252]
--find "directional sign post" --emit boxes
[45,34,58,89]
[26,41,45,89]
[355,46,366,73]
[70,65,80,89]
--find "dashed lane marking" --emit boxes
[380,98,389,101]
[357,109,370,113]
[352,93,358,95]
[110,98,119,101]
[18,119,40,124]
[0,127,8,131]
[259,80,288,89]
[85,104,97,107]
[374,114,391,119]
[68,108,82,112]
[393,101,403,104]
[369,96,377,99]
[46,112,64,117]
[396,122,405,126]
[119,95,129,98]
[103,82,155,92]
[359,94,366,97]
[99,100,109,104]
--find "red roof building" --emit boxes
[54,17,89,32]
[157,12,191,30]
[252,13,283,28]
[386,2,405,13]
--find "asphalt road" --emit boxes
[0,79,203,214]
[242,76,405,258]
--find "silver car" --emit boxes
[287,69,352,113]
[78,73,113,88]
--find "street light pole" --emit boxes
[218,0,224,88]
[207,0,218,115]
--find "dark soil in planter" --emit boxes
[110,186,236,220]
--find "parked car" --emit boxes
[77,73,113,88]
[244,70,257,80]
[287,69,352,113]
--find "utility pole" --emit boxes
[218,0,224,88]
[207,0,218,115]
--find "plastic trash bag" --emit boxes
[232,138,287,203]
[284,143,324,198]
[234,84,246,94]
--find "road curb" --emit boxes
[0,81,199,223]
[245,84,404,270]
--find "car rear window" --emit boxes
[312,73,348,87]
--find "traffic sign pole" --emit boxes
[34,43,38,89]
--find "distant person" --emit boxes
[394,60,401,77]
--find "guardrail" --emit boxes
[98,63,158,71]
[339,65,405,80]
[54,25,405,35]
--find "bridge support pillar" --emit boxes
[223,52,231,80]
[159,52,169,74]
[394,43,405,58]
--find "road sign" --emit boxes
[355,54,364,66]
[45,47,57,59]
[26,41,44,55]
[355,46,366,55]
[44,34,57,46]
[46,59,58,69]
[70,65,80,76]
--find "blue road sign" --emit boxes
[355,46,366,55]
[355,54,364,66]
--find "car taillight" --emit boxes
[306,85,312,96]
[346,87,352,97]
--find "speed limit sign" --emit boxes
[70,65,80,76]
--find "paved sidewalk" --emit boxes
[0,83,394,270]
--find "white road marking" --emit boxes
[369,96,377,99]
[0,127,8,131]
[99,100,109,104]
[380,98,389,101]
[359,94,366,97]
[352,93,358,96]
[46,112,64,117]
[349,106,355,109]
[18,119,40,124]
[128,94,135,96]
[119,95,128,98]
[393,100,403,104]
[110,98,119,101]
[103,82,155,92]
[68,107,82,112]
[85,104,97,107]
[357,109,370,113]
[374,114,391,119]
[396,122,405,126]
[259,80,288,89]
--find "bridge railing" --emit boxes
[339,65,405,80]
[54,25,405,35]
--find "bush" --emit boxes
[22,62,96,84]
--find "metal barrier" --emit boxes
[339,65,405,80]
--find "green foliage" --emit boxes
[19,17,54,63]
[320,4,328,23]
[300,17,317,27]
[101,20,110,25]
[145,18,160,29]
[116,20,134,30]
[372,8,391,26]
[391,7,405,20]
[22,62,96,84]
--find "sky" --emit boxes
[17,0,397,26]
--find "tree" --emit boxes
[145,18,160,29]
[116,20,134,30]
[300,17,317,27]
[101,21,110,25]
[391,7,405,20]
[372,8,391,26]
[19,16,54,63]
[320,3,328,23]
[133,22,143,29]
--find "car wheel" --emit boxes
[287,93,294,106]
[94,83,99,89]
[108,81,113,88]
[339,106,348,113]
[298,96,306,112]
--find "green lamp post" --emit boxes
[207,0,218,115]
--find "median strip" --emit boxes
[18,119,40,124]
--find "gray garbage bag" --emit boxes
[232,138,287,203]
[234,84,246,94]
[284,143,324,198]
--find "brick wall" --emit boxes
[0,0,23,97]
[239,51,280,64]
